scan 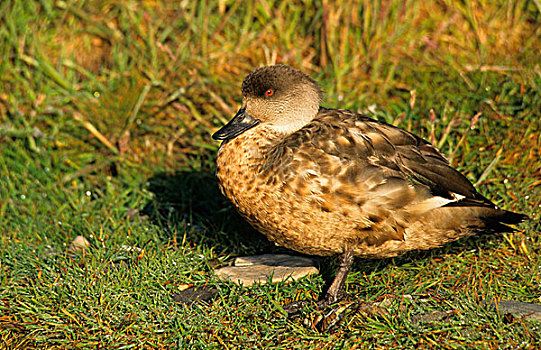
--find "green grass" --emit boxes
[1,0,540,348]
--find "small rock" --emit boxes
[483,299,541,322]
[172,286,218,304]
[68,235,91,253]
[215,254,319,286]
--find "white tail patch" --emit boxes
[408,196,457,214]
[451,192,466,201]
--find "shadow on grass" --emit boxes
[142,169,282,256]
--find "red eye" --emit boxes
[265,89,274,96]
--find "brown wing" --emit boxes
[299,108,491,202]
[349,112,493,204]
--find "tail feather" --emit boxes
[443,198,528,229]
[490,209,528,225]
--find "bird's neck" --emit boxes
[217,125,283,164]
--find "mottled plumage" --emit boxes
[213,64,526,303]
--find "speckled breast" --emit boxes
[215,127,344,256]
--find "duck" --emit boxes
[212,64,527,306]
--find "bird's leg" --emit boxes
[321,250,354,305]
[284,250,354,315]
[287,251,388,330]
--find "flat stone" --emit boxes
[215,254,319,286]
